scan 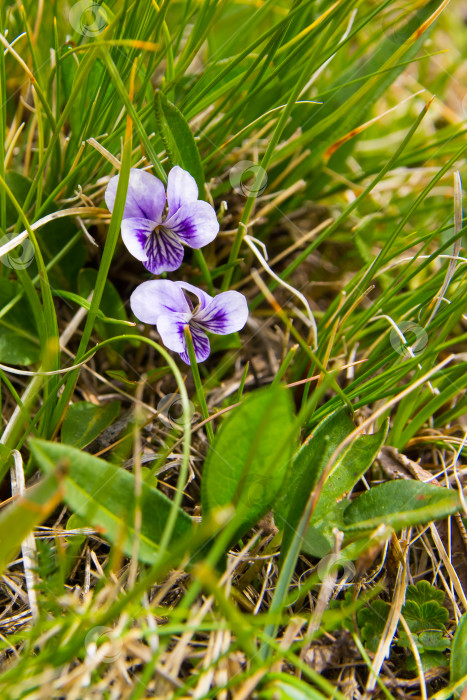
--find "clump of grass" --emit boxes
[0,1,466,698]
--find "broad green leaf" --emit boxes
[418,630,450,652]
[154,89,205,193]
[451,613,467,694]
[35,213,86,290]
[202,386,295,546]
[0,333,40,365]
[30,439,192,564]
[306,438,391,560]
[65,510,90,549]
[398,630,450,671]
[403,600,448,633]
[310,420,389,525]
[276,407,388,559]
[358,600,391,653]
[0,467,64,573]
[406,650,448,672]
[78,268,130,355]
[62,400,120,449]
[343,480,461,532]
[0,279,40,365]
[302,503,348,558]
[406,580,445,607]
[4,172,33,228]
[275,407,354,556]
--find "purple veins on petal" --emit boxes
[143,227,185,275]
[121,220,184,274]
[164,200,219,248]
[105,165,220,274]
[156,313,190,354]
[120,217,156,262]
[194,290,249,334]
[130,279,248,364]
[179,325,211,365]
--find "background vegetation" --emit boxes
[0,0,466,697]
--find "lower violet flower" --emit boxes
[105,166,219,275]
[130,280,248,364]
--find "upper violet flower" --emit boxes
[105,166,219,275]
[130,280,248,364]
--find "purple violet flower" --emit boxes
[105,166,219,274]
[130,280,248,364]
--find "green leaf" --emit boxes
[0,467,64,573]
[343,480,461,532]
[451,613,467,694]
[3,172,33,228]
[210,332,242,353]
[406,650,448,672]
[302,519,344,559]
[357,600,390,653]
[275,407,354,557]
[275,407,388,559]
[78,269,130,355]
[34,213,86,290]
[201,386,295,546]
[398,628,450,656]
[327,592,359,633]
[0,333,40,365]
[418,630,450,652]
[303,501,354,558]
[397,580,451,671]
[406,580,445,607]
[62,401,121,449]
[30,439,192,564]
[154,89,205,193]
[403,600,448,633]
[0,279,41,365]
[308,420,388,525]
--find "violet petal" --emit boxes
[143,227,184,274]
[164,200,219,248]
[156,312,189,354]
[194,290,249,335]
[105,168,166,221]
[121,217,156,262]
[166,166,198,217]
[130,280,190,325]
[174,281,213,310]
[179,324,211,365]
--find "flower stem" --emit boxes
[184,327,214,443]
